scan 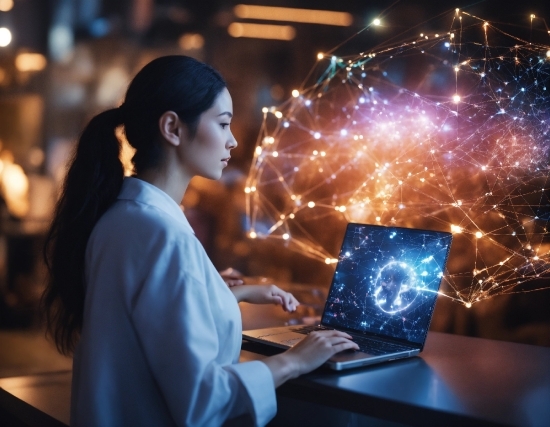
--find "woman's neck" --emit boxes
[136,165,191,205]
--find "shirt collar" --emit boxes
[118,177,195,234]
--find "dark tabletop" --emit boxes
[242,331,550,427]
[1,331,549,427]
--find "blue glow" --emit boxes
[322,224,452,344]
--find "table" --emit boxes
[1,332,550,427]
[0,370,70,427]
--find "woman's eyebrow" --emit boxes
[218,111,233,118]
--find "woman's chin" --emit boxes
[200,170,224,181]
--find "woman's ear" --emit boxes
[159,111,183,147]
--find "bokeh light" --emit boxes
[246,10,550,307]
[0,0,13,13]
[0,27,12,47]
[15,53,47,72]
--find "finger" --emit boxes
[280,292,292,311]
[312,330,355,341]
[227,279,244,287]
[289,293,300,310]
[309,336,358,353]
[227,270,243,279]
[278,291,291,311]
[219,268,232,277]
[271,295,283,306]
[220,268,243,279]
[327,336,358,346]
[268,287,286,306]
[283,292,299,312]
[331,341,360,353]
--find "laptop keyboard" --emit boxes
[291,325,412,355]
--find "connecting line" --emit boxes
[245,10,550,306]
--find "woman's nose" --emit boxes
[228,132,238,149]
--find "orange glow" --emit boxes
[228,23,295,40]
[0,0,13,12]
[178,33,205,50]
[131,0,153,32]
[244,11,550,307]
[450,225,463,234]
[115,126,136,176]
[15,53,47,72]
[234,4,352,27]
[1,161,29,218]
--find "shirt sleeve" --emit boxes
[226,361,276,427]
[129,234,276,427]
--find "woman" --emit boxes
[42,55,358,427]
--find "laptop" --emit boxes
[243,222,453,370]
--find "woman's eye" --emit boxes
[221,123,230,129]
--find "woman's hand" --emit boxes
[262,330,359,387]
[219,268,244,287]
[284,330,359,374]
[229,284,299,312]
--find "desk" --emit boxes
[1,332,549,427]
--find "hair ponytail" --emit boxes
[42,55,226,355]
[42,108,124,355]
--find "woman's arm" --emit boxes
[229,284,299,312]
[131,237,278,426]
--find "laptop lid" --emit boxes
[320,223,453,350]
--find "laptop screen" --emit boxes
[321,223,452,345]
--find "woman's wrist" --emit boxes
[263,353,301,388]
[229,284,251,303]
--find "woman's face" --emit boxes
[180,87,238,180]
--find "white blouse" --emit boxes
[71,177,276,427]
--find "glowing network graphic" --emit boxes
[245,10,550,307]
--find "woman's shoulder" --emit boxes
[93,198,194,244]
[86,199,206,276]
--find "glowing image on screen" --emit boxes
[322,224,451,344]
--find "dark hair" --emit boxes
[42,56,226,355]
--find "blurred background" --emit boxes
[0,0,549,378]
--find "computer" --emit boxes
[243,222,453,370]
